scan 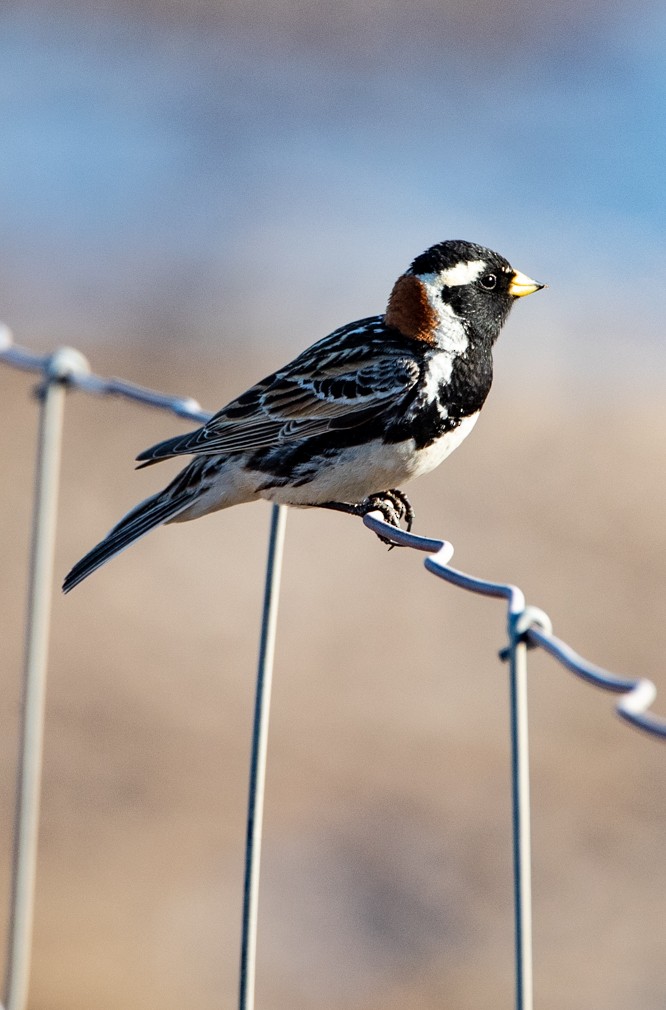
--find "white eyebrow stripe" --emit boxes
[437,259,486,287]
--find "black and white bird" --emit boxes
[63,240,544,592]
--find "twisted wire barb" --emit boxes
[362,513,666,739]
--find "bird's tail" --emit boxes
[62,489,190,593]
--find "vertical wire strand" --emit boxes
[508,627,533,1010]
[239,503,288,1010]
[3,370,69,1010]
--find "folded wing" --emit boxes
[136,321,421,466]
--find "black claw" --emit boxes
[317,490,415,547]
[385,489,415,531]
[363,495,401,545]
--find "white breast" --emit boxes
[406,411,480,476]
[261,411,481,507]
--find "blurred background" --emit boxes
[1,0,665,1008]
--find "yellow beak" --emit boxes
[508,269,545,298]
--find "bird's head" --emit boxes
[385,240,544,353]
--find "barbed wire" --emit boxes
[1,327,664,1010]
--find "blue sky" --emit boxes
[0,1,664,376]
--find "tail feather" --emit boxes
[62,491,189,593]
[135,429,198,467]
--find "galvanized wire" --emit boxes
[3,348,91,1010]
[0,326,210,425]
[239,504,287,1010]
[362,512,666,739]
[1,331,665,1010]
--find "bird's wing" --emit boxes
[136,321,421,465]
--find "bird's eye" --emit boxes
[480,273,497,290]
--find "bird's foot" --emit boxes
[364,489,414,547]
[318,489,414,548]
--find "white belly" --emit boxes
[264,411,480,505]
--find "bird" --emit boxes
[63,239,544,592]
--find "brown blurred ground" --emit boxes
[1,346,665,1010]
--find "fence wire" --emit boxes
[1,329,664,1010]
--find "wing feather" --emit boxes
[136,319,421,465]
